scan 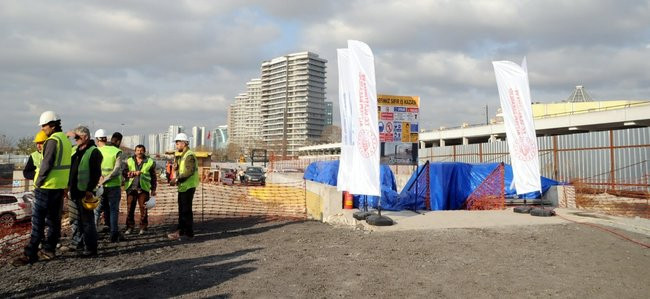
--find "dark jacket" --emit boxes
[23,155,37,180]
[69,140,103,195]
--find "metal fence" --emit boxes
[419,127,650,193]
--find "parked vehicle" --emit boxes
[0,192,34,227]
[221,168,237,185]
[242,166,266,186]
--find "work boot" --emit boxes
[12,256,36,267]
[80,250,98,258]
[37,249,56,260]
[110,233,125,243]
[59,244,83,253]
[124,228,133,235]
[167,231,180,240]
[139,228,146,235]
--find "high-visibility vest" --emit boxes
[178,149,199,192]
[76,145,98,191]
[30,151,42,175]
[98,145,122,187]
[34,132,72,189]
[125,156,155,192]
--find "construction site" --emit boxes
[1,102,649,297]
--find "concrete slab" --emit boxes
[329,207,650,238]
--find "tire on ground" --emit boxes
[353,211,373,220]
[366,215,394,226]
[513,206,533,214]
[530,207,555,217]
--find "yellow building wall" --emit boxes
[532,101,646,118]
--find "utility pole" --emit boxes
[485,105,489,125]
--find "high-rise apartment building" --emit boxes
[325,101,333,126]
[227,78,263,151]
[227,93,247,147]
[260,52,327,156]
[212,125,228,149]
[191,126,206,149]
[167,125,184,152]
[148,134,160,155]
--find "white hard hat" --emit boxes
[145,197,156,210]
[174,133,189,142]
[94,129,107,138]
[38,111,61,126]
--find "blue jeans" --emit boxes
[24,188,63,260]
[94,186,121,236]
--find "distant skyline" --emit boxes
[1,0,649,139]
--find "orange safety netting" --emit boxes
[1,176,307,263]
[465,163,505,210]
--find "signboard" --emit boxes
[250,149,268,167]
[377,94,419,165]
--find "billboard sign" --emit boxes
[378,94,419,165]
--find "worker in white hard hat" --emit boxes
[167,132,199,241]
[93,128,125,242]
[14,111,72,266]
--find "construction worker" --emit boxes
[110,132,123,148]
[22,130,48,180]
[14,111,72,266]
[94,129,124,242]
[68,126,102,257]
[124,144,157,235]
[167,133,198,241]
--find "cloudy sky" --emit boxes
[1,0,649,140]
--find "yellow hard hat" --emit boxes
[82,196,100,210]
[33,130,48,143]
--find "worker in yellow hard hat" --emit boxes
[22,130,48,181]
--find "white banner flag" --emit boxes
[492,58,542,194]
[345,40,380,196]
[336,48,354,191]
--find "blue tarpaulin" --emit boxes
[303,161,398,209]
[399,162,560,211]
[303,160,560,212]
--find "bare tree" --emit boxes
[320,125,341,143]
[15,137,36,155]
[0,134,14,154]
[225,143,242,162]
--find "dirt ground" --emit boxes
[1,218,649,298]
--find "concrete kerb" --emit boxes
[305,181,650,238]
[327,207,650,238]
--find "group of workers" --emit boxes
[13,111,199,266]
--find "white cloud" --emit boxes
[1,0,649,140]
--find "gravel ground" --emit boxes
[1,218,649,298]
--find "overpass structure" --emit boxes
[420,102,650,147]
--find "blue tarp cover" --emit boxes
[303,161,560,211]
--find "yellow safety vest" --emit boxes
[125,157,155,192]
[76,145,98,191]
[178,149,199,192]
[98,145,122,187]
[34,132,72,189]
[30,151,42,175]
